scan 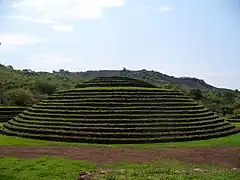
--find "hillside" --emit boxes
[54,69,218,90]
[0,64,240,117]
[0,64,218,90]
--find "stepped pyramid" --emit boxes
[2,76,239,144]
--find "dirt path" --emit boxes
[0,146,239,168]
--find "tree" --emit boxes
[3,88,36,106]
[0,82,4,104]
[22,69,35,75]
[221,106,233,116]
[206,103,218,113]
[59,69,65,74]
[7,65,13,69]
[35,81,57,95]
[224,91,235,103]
[189,88,203,100]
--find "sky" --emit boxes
[0,0,240,89]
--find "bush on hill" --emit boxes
[35,81,57,95]
[3,88,36,106]
[189,89,203,100]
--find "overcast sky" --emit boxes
[0,0,240,89]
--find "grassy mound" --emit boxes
[0,106,26,123]
[76,76,156,88]
[2,77,239,144]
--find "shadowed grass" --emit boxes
[58,87,169,92]
[0,133,239,148]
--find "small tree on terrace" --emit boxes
[189,88,203,100]
[35,81,57,95]
[0,82,4,104]
[223,91,235,104]
[221,106,233,116]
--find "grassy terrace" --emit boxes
[227,115,240,123]
[56,86,180,92]
[80,76,157,88]
[0,106,26,123]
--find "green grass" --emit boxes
[0,123,3,127]
[234,123,240,128]
[0,157,96,180]
[98,161,240,180]
[0,133,239,148]
[0,157,239,180]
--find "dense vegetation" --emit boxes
[0,64,240,118]
[2,76,239,144]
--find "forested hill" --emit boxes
[56,69,218,90]
[1,64,240,117]
[1,64,219,91]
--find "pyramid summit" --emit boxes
[76,76,157,88]
[2,76,239,144]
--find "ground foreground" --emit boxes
[0,131,240,179]
[1,157,239,180]
[1,146,239,168]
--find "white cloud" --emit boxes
[0,33,46,47]
[9,0,124,32]
[158,5,171,12]
[52,25,74,33]
[28,54,73,71]
[0,46,21,54]
[1,16,73,32]
[0,15,56,24]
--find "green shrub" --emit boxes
[0,83,4,104]
[35,81,57,95]
[3,88,36,106]
[189,88,203,100]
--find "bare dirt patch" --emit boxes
[0,146,239,168]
